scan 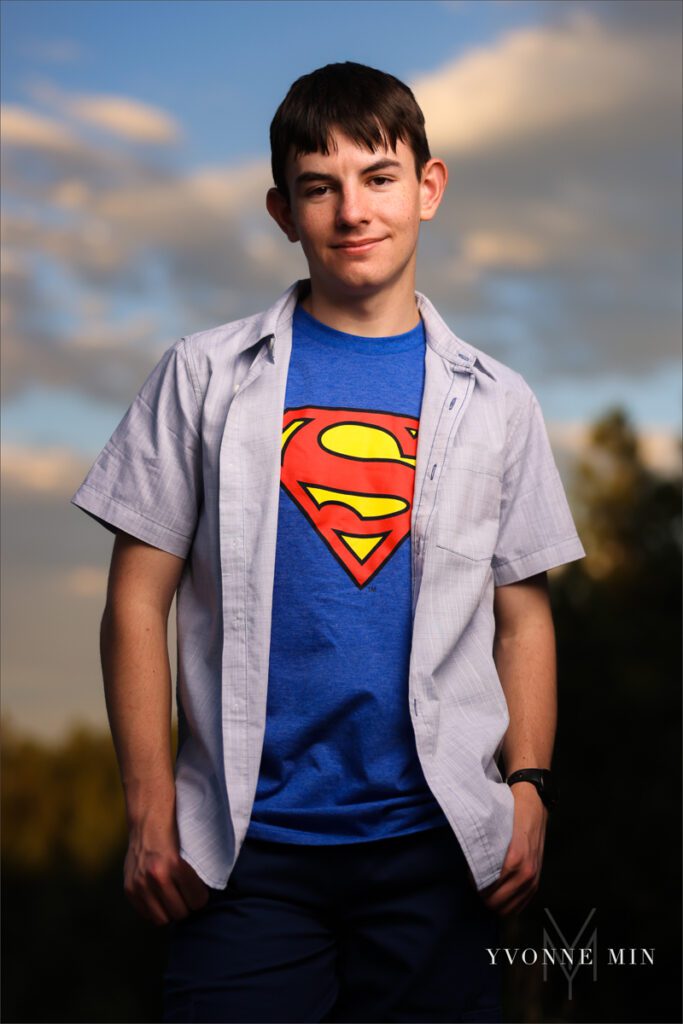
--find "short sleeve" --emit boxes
[492,387,585,586]
[70,338,202,559]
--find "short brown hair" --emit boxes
[270,62,431,203]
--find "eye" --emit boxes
[306,185,331,197]
[369,176,392,186]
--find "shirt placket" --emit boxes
[218,331,288,847]
[410,344,477,622]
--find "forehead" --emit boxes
[286,130,413,177]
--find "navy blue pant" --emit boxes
[163,824,502,1023]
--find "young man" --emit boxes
[72,62,585,1023]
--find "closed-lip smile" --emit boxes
[332,237,385,251]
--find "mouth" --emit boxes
[331,238,385,255]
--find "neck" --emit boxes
[300,273,420,337]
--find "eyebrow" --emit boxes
[294,157,403,187]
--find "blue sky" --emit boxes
[2,1,551,170]
[1,0,681,736]
[3,0,682,446]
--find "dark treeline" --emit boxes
[2,407,681,1023]
[501,409,682,1023]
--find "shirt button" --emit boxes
[233,383,240,393]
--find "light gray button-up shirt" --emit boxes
[71,279,585,892]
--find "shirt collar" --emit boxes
[415,290,497,380]
[257,279,497,381]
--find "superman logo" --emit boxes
[280,405,419,588]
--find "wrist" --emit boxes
[124,777,176,829]
[506,767,558,810]
[511,780,545,805]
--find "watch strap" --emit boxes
[506,768,558,810]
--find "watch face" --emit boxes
[539,771,558,806]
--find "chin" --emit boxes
[329,264,394,293]
[337,275,389,297]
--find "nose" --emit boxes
[335,183,370,229]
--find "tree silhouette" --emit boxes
[503,406,682,1024]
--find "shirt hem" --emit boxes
[178,846,229,891]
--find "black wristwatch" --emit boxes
[506,768,558,810]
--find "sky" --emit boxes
[1,0,682,737]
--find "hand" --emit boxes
[480,782,548,916]
[123,810,210,926]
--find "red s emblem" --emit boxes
[280,406,419,588]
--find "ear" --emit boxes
[266,187,300,243]
[419,158,448,223]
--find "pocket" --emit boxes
[434,446,503,561]
[204,883,224,904]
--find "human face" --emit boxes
[267,130,446,303]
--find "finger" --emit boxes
[175,862,210,912]
[481,860,523,906]
[495,876,539,917]
[126,884,173,927]
[147,869,194,922]
[499,889,536,917]
[481,862,515,900]
[494,846,527,885]
[482,867,535,913]
[143,889,177,927]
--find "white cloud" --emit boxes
[63,565,109,598]
[407,8,681,380]
[0,478,180,739]
[1,104,81,150]
[1,444,92,497]
[26,80,181,143]
[1,7,679,405]
[461,230,548,270]
[548,422,682,478]
[638,432,683,477]
[1,99,167,206]
[0,245,29,287]
[91,159,272,235]
[67,94,180,143]
[412,8,679,155]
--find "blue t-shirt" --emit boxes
[246,304,449,843]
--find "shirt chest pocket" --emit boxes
[433,445,503,562]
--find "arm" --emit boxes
[101,530,209,926]
[481,570,556,916]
